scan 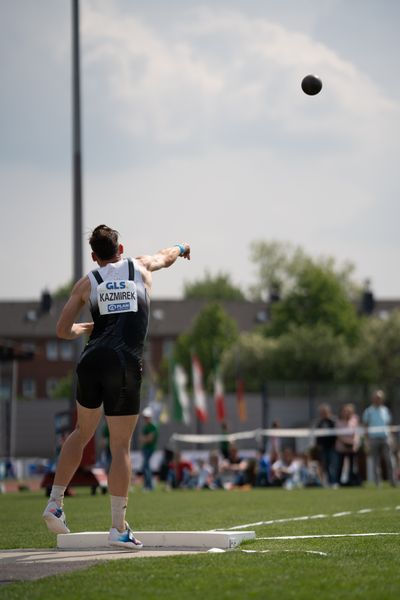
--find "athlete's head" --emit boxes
[89,224,123,262]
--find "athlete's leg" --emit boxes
[54,402,103,487]
[43,403,102,534]
[106,416,143,550]
[106,414,138,497]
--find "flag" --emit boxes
[236,378,247,422]
[192,354,208,422]
[172,363,191,425]
[214,365,226,422]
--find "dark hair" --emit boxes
[89,224,119,260]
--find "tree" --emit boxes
[272,324,349,382]
[53,281,73,300]
[222,325,349,388]
[267,261,360,344]
[249,240,359,302]
[222,333,278,391]
[184,271,245,301]
[345,311,400,387]
[51,372,73,399]
[174,303,238,390]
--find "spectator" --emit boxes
[195,459,214,489]
[299,449,323,487]
[139,407,158,491]
[255,449,270,487]
[267,420,282,464]
[316,404,337,487]
[219,423,230,460]
[166,452,193,489]
[271,448,302,490]
[158,448,174,482]
[335,404,361,486]
[221,445,248,488]
[209,450,223,489]
[363,390,396,487]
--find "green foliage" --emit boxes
[174,303,238,390]
[249,240,308,300]
[345,311,400,386]
[51,372,73,400]
[53,281,73,299]
[272,324,349,382]
[223,325,349,386]
[249,240,359,301]
[184,270,245,301]
[267,261,360,343]
[222,333,278,391]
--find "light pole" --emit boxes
[71,0,83,420]
[72,0,83,285]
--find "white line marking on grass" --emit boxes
[257,533,400,540]
[241,549,328,556]
[217,506,398,531]
[241,550,270,554]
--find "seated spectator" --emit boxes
[166,452,194,489]
[267,420,282,464]
[219,423,231,460]
[194,459,214,489]
[220,445,248,488]
[209,450,223,489]
[255,449,271,487]
[271,448,302,490]
[299,449,323,487]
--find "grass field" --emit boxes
[1,485,399,599]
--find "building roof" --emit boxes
[0,297,399,340]
[0,298,268,339]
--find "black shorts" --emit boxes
[76,347,142,416]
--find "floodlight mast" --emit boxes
[71,0,83,419]
[72,0,83,285]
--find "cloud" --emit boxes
[81,2,399,158]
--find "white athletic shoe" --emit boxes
[108,523,143,551]
[42,500,70,534]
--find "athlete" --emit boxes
[42,224,190,550]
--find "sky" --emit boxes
[1,0,400,300]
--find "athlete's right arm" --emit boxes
[56,276,94,340]
[137,243,191,272]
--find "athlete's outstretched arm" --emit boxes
[56,277,94,340]
[137,243,190,272]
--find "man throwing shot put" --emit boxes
[42,225,190,549]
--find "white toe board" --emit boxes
[57,530,255,550]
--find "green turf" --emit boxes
[1,485,399,599]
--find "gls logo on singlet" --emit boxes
[97,280,138,315]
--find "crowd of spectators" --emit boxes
[153,389,398,491]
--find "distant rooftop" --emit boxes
[0,297,398,339]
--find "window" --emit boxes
[46,341,58,361]
[0,382,11,401]
[22,342,36,354]
[162,339,174,358]
[22,378,36,399]
[60,341,73,361]
[46,378,59,398]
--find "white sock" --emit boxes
[111,495,128,531]
[50,485,66,506]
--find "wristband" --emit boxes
[175,244,185,256]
